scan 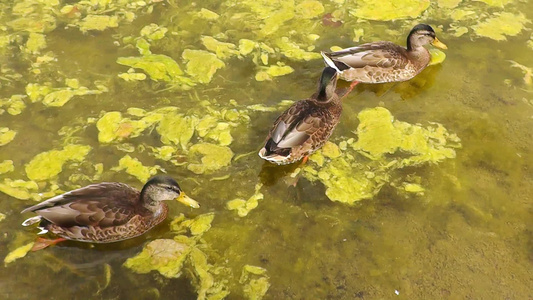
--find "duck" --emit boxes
[259,66,341,165]
[21,175,199,250]
[321,24,447,85]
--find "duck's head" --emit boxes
[141,175,199,208]
[407,24,447,50]
[316,66,338,102]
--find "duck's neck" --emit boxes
[139,188,164,213]
[406,45,430,68]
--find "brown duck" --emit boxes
[258,66,341,165]
[21,175,199,250]
[321,24,447,84]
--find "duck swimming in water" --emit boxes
[21,175,199,250]
[321,24,447,85]
[259,66,341,165]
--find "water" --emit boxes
[1,0,532,299]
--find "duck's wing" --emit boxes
[21,183,138,227]
[323,42,408,70]
[263,100,324,155]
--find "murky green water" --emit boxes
[1,0,532,299]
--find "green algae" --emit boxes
[96,111,161,143]
[240,265,270,300]
[350,0,430,21]
[0,179,39,200]
[508,61,532,86]
[473,0,512,7]
[196,8,220,20]
[25,33,46,54]
[227,184,264,217]
[255,64,295,82]
[201,36,239,60]
[79,15,119,32]
[0,128,17,146]
[111,155,159,183]
[472,12,530,41]
[187,143,234,174]
[171,213,216,236]
[140,24,168,41]
[0,160,14,175]
[117,54,192,85]
[151,146,176,161]
[437,0,462,9]
[157,112,198,149]
[4,242,34,265]
[123,239,190,278]
[182,49,226,84]
[189,247,231,300]
[303,107,461,204]
[25,144,92,181]
[276,37,321,61]
[429,49,447,66]
[25,80,106,107]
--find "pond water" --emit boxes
[0,0,532,299]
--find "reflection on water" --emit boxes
[1,0,532,299]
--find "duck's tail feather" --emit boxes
[22,216,42,227]
[321,52,341,72]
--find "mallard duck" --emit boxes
[321,24,447,84]
[21,175,199,250]
[259,66,341,165]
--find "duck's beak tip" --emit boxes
[176,192,200,208]
[432,37,448,50]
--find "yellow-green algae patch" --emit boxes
[472,12,530,41]
[112,155,159,183]
[0,179,39,200]
[303,107,461,204]
[437,0,462,9]
[157,112,198,149]
[255,64,294,81]
[0,128,17,146]
[201,36,239,60]
[140,24,168,41]
[350,0,430,21]
[0,213,5,223]
[96,111,165,143]
[240,265,270,300]
[227,183,264,217]
[196,8,220,20]
[123,239,190,278]
[0,160,15,174]
[117,54,193,86]
[182,49,226,84]
[25,80,106,107]
[0,95,26,115]
[171,213,216,237]
[429,49,447,66]
[25,145,92,181]
[4,242,34,265]
[473,0,513,7]
[187,143,234,174]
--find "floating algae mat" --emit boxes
[0,0,532,299]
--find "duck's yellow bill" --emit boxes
[432,37,448,49]
[176,192,200,208]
